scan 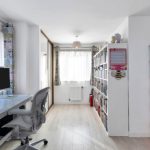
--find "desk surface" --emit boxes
[0,95,32,119]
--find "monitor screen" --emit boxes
[0,68,10,90]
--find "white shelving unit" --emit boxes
[93,43,128,136]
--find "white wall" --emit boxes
[13,22,40,95]
[108,18,128,43]
[13,22,29,94]
[54,82,91,104]
[28,25,40,94]
[128,16,150,137]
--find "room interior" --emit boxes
[0,0,150,150]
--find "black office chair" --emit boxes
[4,87,50,150]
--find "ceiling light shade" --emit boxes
[72,41,81,48]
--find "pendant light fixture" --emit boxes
[72,35,81,48]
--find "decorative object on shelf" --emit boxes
[109,48,127,70]
[109,48,127,79]
[115,33,121,43]
[111,70,126,79]
[111,36,116,43]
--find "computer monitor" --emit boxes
[0,68,10,90]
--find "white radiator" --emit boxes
[69,86,83,101]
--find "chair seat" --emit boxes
[4,116,32,131]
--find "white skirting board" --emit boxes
[129,132,150,137]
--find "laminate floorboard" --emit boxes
[1,105,150,150]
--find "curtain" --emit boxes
[59,50,91,82]
[1,24,14,95]
[90,46,98,85]
[0,32,4,66]
[54,46,61,85]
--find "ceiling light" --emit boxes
[72,35,81,48]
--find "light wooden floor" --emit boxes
[1,105,150,150]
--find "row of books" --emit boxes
[93,89,108,131]
[94,66,107,79]
[93,78,107,96]
[94,49,107,67]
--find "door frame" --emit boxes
[41,30,54,109]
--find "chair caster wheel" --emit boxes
[21,141,24,146]
[44,140,48,145]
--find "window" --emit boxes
[0,32,4,67]
[59,50,91,82]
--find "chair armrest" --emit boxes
[8,108,32,115]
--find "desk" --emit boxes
[0,95,32,146]
[0,95,32,119]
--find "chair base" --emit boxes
[15,144,38,150]
[31,139,48,146]
[14,136,48,150]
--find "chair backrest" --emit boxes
[31,87,49,131]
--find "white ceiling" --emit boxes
[0,0,150,43]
